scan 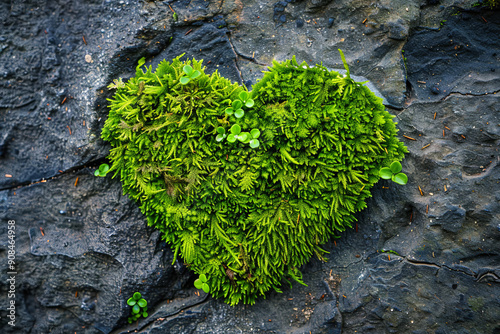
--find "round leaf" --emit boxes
[183,65,193,75]
[234,109,244,118]
[230,124,241,135]
[249,139,260,148]
[379,167,393,179]
[250,129,260,139]
[128,318,133,324]
[232,100,243,109]
[132,304,140,314]
[216,134,226,142]
[99,164,109,174]
[225,107,234,115]
[245,99,254,108]
[227,134,236,143]
[393,173,408,185]
[216,127,226,134]
[238,132,249,142]
[138,298,147,308]
[194,279,203,289]
[390,161,402,174]
[202,283,210,293]
[199,274,207,282]
[143,312,148,318]
[133,292,142,300]
[94,170,100,177]
[191,70,201,79]
[239,91,248,101]
[133,314,140,320]
[127,298,136,306]
[180,76,191,85]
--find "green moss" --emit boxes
[102,52,407,305]
[468,296,484,312]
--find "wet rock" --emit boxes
[387,19,408,40]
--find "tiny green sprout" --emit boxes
[194,274,210,293]
[127,292,148,323]
[180,65,201,85]
[238,91,254,108]
[216,127,226,142]
[173,12,178,21]
[225,100,244,118]
[94,163,110,177]
[379,161,408,185]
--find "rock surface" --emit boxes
[1,0,499,333]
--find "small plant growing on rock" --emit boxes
[94,163,110,177]
[127,292,148,323]
[379,161,408,185]
[102,51,407,306]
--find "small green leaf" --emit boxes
[133,292,142,300]
[183,65,193,76]
[199,274,207,282]
[128,318,133,324]
[143,312,148,318]
[127,298,136,306]
[239,91,248,101]
[202,283,210,293]
[232,100,243,109]
[132,304,141,314]
[245,99,254,108]
[227,134,237,143]
[99,164,110,174]
[230,124,241,135]
[138,299,147,308]
[393,173,408,185]
[249,139,260,148]
[250,129,260,139]
[216,127,225,134]
[180,76,191,85]
[225,107,234,115]
[238,132,249,142]
[173,12,178,21]
[234,109,244,118]
[194,278,203,289]
[390,161,402,174]
[191,70,201,79]
[216,134,226,142]
[379,167,393,179]
[133,314,140,320]
[94,170,100,177]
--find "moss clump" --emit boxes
[102,52,407,305]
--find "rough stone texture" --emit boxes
[1,0,499,333]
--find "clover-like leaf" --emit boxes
[191,70,201,79]
[132,304,141,314]
[249,139,260,148]
[227,134,237,143]
[94,170,100,177]
[142,312,148,318]
[238,132,250,142]
[199,274,207,282]
[194,278,203,289]
[225,107,234,115]
[232,100,243,109]
[127,298,136,306]
[133,292,142,300]
[133,313,140,320]
[216,134,226,142]
[216,127,226,134]
[234,109,244,118]
[202,283,210,293]
[392,172,408,185]
[390,161,402,174]
[379,167,393,179]
[183,65,193,76]
[180,76,191,85]
[137,298,147,308]
[245,99,254,108]
[239,91,249,101]
[250,129,260,139]
[230,124,241,135]
[99,164,110,174]
[128,318,133,324]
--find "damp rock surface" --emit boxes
[1,1,499,333]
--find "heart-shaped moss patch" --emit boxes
[102,51,407,305]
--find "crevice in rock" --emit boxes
[226,32,269,67]
[0,156,108,192]
[441,90,500,101]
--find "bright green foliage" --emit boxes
[194,274,210,293]
[102,52,407,306]
[126,292,148,323]
[379,161,408,185]
[94,163,110,177]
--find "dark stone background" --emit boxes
[1,0,499,333]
